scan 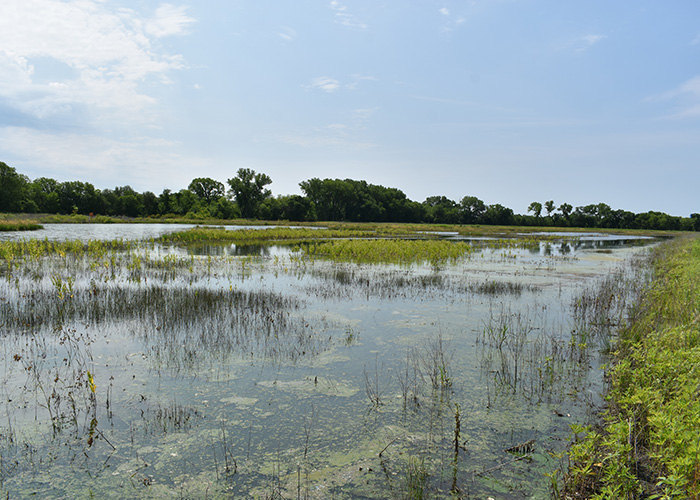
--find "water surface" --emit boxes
[0,225,656,499]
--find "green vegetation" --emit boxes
[564,235,700,499]
[303,238,473,266]
[1,160,698,231]
[0,220,42,231]
[157,226,377,244]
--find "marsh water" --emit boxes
[0,225,656,499]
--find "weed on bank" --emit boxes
[565,236,700,499]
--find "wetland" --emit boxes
[0,225,659,499]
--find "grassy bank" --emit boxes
[1,212,682,238]
[564,235,700,499]
[0,220,43,231]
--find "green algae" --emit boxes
[256,377,359,398]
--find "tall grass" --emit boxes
[0,221,43,231]
[564,235,700,499]
[302,238,473,266]
[158,226,376,243]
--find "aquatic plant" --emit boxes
[303,238,473,266]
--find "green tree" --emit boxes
[483,204,514,225]
[544,200,555,217]
[173,189,200,215]
[188,177,225,204]
[30,177,61,213]
[0,162,30,212]
[423,196,460,224]
[691,213,700,231]
[58,181,101,214]
[459,196,486,224]
[265,195,313,221]
[559,203,573,219]
[158,189,174,215]
[142,191,159,216]
[527,201,543,219]
[210,197,238,219]
[227,168,272,219]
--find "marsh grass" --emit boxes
[0,221,43,232]
[158,226,376,244]
[477,302,599,406]
[303,238,473,266]
[467,279,540,296]
[564,236,700,499]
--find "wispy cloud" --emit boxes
[145,4,195,38]
[329,1,368,30]
[309,76,341,93]
[650,75,700,118]
[345,74,376,90]
[0,0,194,128]
[307,74,375,93]
[0,126,207,188]
[278,26,297,41]
[438,6,466,33]
[350,107,377,127]
[574,34,607,52]
[280,125,374,149]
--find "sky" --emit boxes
[1,1,699,217]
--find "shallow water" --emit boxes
[0,226,657,499]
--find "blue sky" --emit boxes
[1,1,699,216]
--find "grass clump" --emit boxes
[564,236,700,499]
[302,238,473,266]
[158,226,376,244]
[0,221,43,232]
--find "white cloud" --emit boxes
[0,126,206,189]
[351,107,377,122]
[345,74,376,90]
[278,26,297,41]
[329,1,368,30]
[307,74,375,93]
[575,34,607,52]
[439,8,450,16]
[651,75,700,118]
[309,76,341,92]
[145,4,195,38]
[0,1,194,127]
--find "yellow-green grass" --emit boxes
[0,220,43,231]
[565,235,700,499]
[301,238,474,266]
[157,226,379,244]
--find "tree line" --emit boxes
[1,161,698,231]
